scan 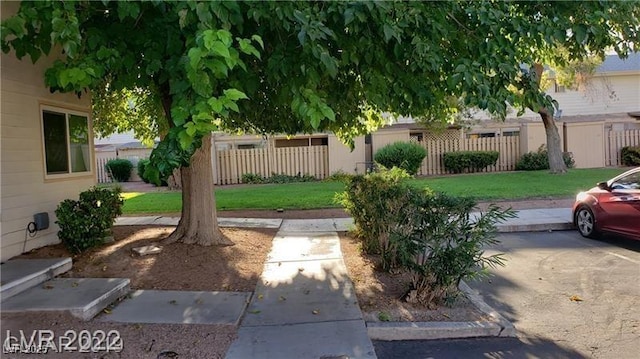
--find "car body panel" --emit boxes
[572,167,640,241]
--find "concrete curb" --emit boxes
[366,281,516,341]
[496,222,573,233]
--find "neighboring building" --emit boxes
[1,2,95,261]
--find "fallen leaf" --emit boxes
[278,295,286,301]
[103,308,111,314]
[441,313,450,319]
[101,265,108,272]
[195,298,203,304]
[570,295,583,302]
[257,294,264,300]
[312,309,319,315]
[43,284,54,289]
[71,282,79,287]
[169,300,178,305]
[249,309,261,314]
[303,289,311,295]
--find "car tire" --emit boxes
[574,206,600,239]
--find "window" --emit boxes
[41,106,91,177]
[611,172,640,191]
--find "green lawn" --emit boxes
[121,167,629,214]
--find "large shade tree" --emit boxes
[3,1,638,245]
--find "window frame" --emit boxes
[40,104,93,180]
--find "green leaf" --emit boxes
[319,104,335,122]
[225,100,240,113]
[208,97,224,113]
[202,30,217,51]
[177,130,193,150]
[251,34,264,49]
[171,107,189,126]
[188,48,203,69]
[319,52,337,77]
[344,8,355,25]
[210,41,231,59]
[223,88,248,101]
[383,24,394,42]
[574,25,587,44]
[185,123,196,136]
[216,29,232,47]
[196,2,212,25]
[297,29,306,45]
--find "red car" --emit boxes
[573,167,640,240]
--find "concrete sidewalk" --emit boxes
[226,229,376,359]
[115,207,574,233]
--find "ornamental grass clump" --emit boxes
[339,167,516,308]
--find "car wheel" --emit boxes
[575,206,600,239]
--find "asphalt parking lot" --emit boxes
[375,231,640,359]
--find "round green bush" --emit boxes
[105,158,133,182]
[374,141,427,176]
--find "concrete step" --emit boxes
[0,258,72,301]
[0,277,130,321]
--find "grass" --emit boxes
[121,167,629,214]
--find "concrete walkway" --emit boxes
[226,227,376,359]
[115,207,573,232]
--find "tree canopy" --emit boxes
[3,1,638,159]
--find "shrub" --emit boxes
[241,172,316,184]
[338,167,515,308]
[621,146,640,166]
[336,167,412,259]
[55,187,123,254]
[392,195,514,308]
[442,151,499,174]
[324,170,353,183]
[137,159,151,183]
[374,141,427,176]
[105,159,133,182]
[269,173,316,183]
[242,173,264,184]
[516,145,575,171]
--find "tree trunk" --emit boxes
[539,109,568,174]
[167,168,182,190]
[532,63,567,174]
[162,134,233,246]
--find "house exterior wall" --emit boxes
[470,71,639,121]
[551,73,640,117]
[1,1,94,261]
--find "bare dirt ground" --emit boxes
[3,193,574,358]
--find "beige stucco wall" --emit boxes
[327,135,365,175]
[371,129,410,156]
[563,121,605,168]
[1,1,94,261]
[519,122,564,155]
